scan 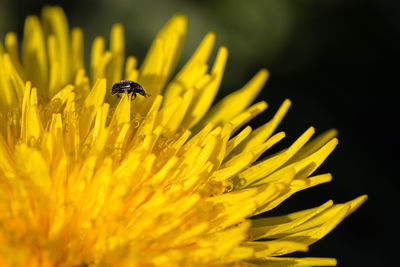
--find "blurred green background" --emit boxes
[1,0,398,266]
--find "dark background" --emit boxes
[1,0,398,266]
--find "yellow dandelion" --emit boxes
[0,6,366,267]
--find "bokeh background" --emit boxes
[1,0,397,266]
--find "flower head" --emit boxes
[0,6,366,266]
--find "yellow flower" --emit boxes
[0,6,366,267]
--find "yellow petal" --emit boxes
[197,69,269,129]
[64,91,79,160]
[238,127,315,188]
[20,82,43,144]
[41,6,70,85]
[0,55,18,109]
[79,78,106,139]
[5,32,25,80]
[196,221,251,260]
[163,89,194,135]
[229,101,268,133]
[233,99,291,155]
[41,113,63,162]
[47,34,61,96]
[258,197,366,257]
[209,183,286,227]
[124,56,137,80]
[182,46,228,129]
[254,173,333,215]
[0,133,15,177]
[70,27,84,79]
[225,126,252,157]
[245,240,309,258]
[139,14,187,97]
[131,95,163,145]
[90,103,109,151]
[2,53,24,101]
[178,32,215,78]
[15,143,51,193]
[90,36,105,82]
[249,200,333,240]
[277,195,367,239]
[109,93,131,128]
[22,15,48,91]
[256,256,337,266]
[42,84,74,122]
[287,128,338,164]
[163,32,215,107]
[108,24,125,84]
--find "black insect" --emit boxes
[111,80,149,99]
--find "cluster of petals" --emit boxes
[0,6,366,266]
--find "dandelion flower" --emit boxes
[0,6,366,266]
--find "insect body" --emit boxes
[111,80,149,99]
